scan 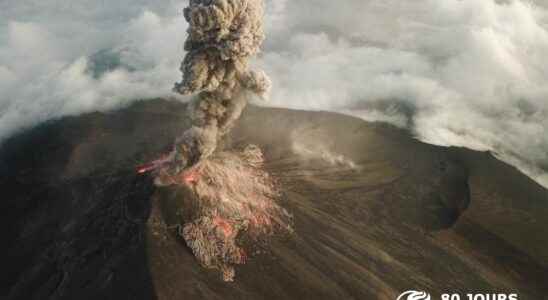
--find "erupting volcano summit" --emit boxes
[139,0,290,281]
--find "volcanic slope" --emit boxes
[1,99,548,300]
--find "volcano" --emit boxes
[2,99,548,300]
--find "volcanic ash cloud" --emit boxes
[149,0,290,281]
[170,0,271,171]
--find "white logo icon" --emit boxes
[397,290,431,300]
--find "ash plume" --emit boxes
[142,0,291,282]
[169,0,271,172]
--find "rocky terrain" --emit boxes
[2,99,547,300]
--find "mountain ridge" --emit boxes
[2,98,547,300]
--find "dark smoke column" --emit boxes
[170,0,271,173]
[147,1,291,281]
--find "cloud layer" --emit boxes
[1,0,547,187]
[262,0,548,187]
[0,0,188,140]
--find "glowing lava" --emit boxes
[181,169,200,185]
[213,216,235,238]
[136,154,173,175]
[141,146,293,281]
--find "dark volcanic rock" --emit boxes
[1,99,548,300]
[1,100,186,300]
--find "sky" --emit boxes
[1,0,547,187]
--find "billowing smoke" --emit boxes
[146,0,291,281]
[291,131,359,170]
[167,0,271,173]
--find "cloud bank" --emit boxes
[0,0,188,141]
[1,0,547,187]
[261,0,548,187]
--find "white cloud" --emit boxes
[259,0,548,187]
[0,0,547,187]
[0,0,187,140]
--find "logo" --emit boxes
[397,290,431,300]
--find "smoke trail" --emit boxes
[168,0,271,174]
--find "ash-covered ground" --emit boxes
[2,99,548,300]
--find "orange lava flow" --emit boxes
[213,216,235,238]
[181,169,200,184]
[137,163,157,174]
[136,154,173,175]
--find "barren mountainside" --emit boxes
[2,99,548,300]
